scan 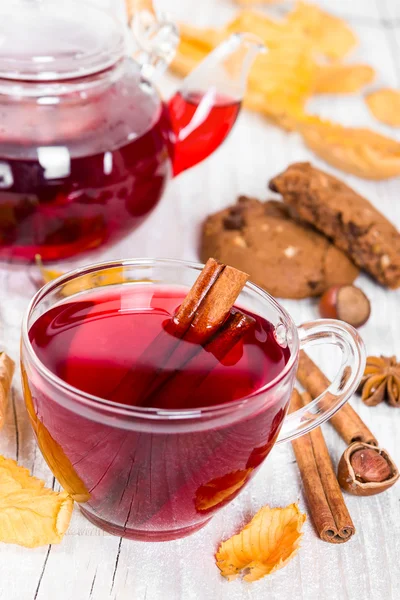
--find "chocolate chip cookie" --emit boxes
[270,162,400,288]
[200,197,359,299]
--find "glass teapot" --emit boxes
[0,0,262,262]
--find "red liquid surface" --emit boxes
[26,286,291,540]
[0,107,170,262]
[167,91,241,176]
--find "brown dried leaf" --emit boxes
[0,456,73,548]
[0,353,15,431]
[314,64,375,94]
[287,1,357,60]
[298,116,400,179]
[195,469,252,512]
[366,88,400,127]
[216,503,306,581]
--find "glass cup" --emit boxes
[20,258,365,541]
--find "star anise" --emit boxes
[357,356,400,407]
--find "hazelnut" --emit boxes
[319,285,371,328]
[351,448,391,482]
[337,442,399,496]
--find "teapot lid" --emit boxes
[0,0,125,81]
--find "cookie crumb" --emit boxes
[284,246,298,258]
[232,236,247,248]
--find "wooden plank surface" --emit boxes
[0,1,400,599]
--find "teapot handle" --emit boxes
[126,0,179,80]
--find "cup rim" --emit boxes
[22,257,299,420]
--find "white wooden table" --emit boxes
[1,1,400,598]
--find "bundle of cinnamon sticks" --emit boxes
[110,258,255,409]
[292,351,399,544]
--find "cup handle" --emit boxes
[276,319,366,444]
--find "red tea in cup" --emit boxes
[26,284,290,540]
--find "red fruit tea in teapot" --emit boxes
[0,90,241,262]
[0,102,171,262]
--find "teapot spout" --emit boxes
[167,33,265,176]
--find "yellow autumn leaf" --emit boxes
[0,352,15,431]
[171,14,315,132]
[0,456,73,548]
[287,1,357,61]
[195,469,252,512]
[235,0,282,5]
[298,116,400,179]
[125,0,155,22]
[366,88,400,127]
[178,23,223,51]
[0,456,43,493]
[21,367,90,503]
[35,255,126,296]
[225,10,315,58]
[314,64,375,94]
[216,503,306,582]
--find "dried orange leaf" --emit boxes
[298,116,400,179]
[287,1,357,61]
[170,39,209,78]
[247,43,315,130]
[21,368,90,503]
[171,12,316,131]
[35,255,126,296]
[195,469,252,512]
[125,0,155,22]
[0,353,15,431]
[314,64,375,94]
[225,10,308,51]
[0,456,73,548]
[366,88,400,127]
[216,503,306,581]
[125,0,134,21]
[35,254,63,285]
[235,0,282,5]
[178,23,222,50]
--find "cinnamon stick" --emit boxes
[110,259,250,406]
[290,389,355,543]
[297,350,377,445]
[145,310,255,409]
[174,261,249,343]
[0,352,15,430]
[171,258,225,337]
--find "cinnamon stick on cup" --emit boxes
[290,389,355,543]
[110,258,253,406]
[297,351,399,496]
